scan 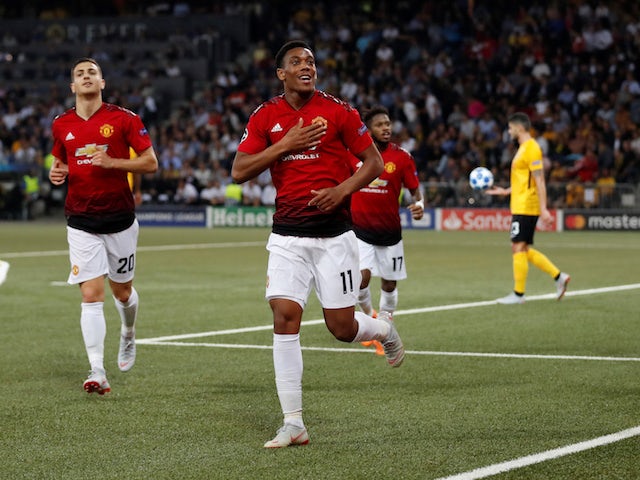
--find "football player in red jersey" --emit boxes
[232,41,406,448]
[49,58,158,395]
[350,106,424,355]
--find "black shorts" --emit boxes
[510,214,538,244]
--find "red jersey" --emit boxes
[51,103,152,233]
[350,143,420,246]
[237,91,373,237]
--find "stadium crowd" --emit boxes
[1,0,640,218]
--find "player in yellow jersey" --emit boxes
[129,147,142,205]
[487,112,570,304]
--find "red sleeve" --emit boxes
[124,114,153,154]
[51,119,67,163]
[401,151,420,190]
[237,105,269,154]
[340,107,373,156]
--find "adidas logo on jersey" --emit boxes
[270,123,283,133]
[65,132,75,141]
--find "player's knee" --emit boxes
[111,285,132,303]
[326,320,357,342]
[381,279,396,292]
[331,328,355,343]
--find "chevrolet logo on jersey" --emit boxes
[368,177,388,188]
[75,143,108,158]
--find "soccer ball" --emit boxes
[469,167,494,190]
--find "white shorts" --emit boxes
[357,238,407,281]
[265,231,361,309]
[66,220,139,285]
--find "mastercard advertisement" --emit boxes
[563,212,640,231]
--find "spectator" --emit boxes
[241,178,262,206]
[193,160,212,189]
[260,180,276,206]
[173,178,199,204]
[200,179,225,206]
[568,148,599,183]
[224,181,242,206]
[21,168,40,220]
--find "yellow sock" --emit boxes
[513,252,528,295]
[527,248,560,279]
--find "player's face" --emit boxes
[70,61,105,96]
[368,113,392,143]
[507,121,521,140]
[277,47,317,94]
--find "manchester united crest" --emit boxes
[384,162,397,174]
[99,124,114,138]
[311,116,328,127]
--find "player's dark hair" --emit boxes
[275,40,313,69]
[363,105,390,126]
[70,57,102,80]
[508,112,531,130]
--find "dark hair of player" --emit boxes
[275,40,313,69]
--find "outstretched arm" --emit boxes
[485,185,511,196]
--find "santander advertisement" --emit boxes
[439,208,558,231]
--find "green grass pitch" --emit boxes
[1,222,639,479]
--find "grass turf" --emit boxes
[0,222,639,479]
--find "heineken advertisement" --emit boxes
[138,206,437,228]
[208,206,275,227]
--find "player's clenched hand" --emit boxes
[408,202,424,220]
[539,208,553,226]
[281,118,327,152]
[49,159,68,185]
[88,150,114,168]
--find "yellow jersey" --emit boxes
[128,147,136,191]
[510,138,543,215]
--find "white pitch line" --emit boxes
[136,280,640,479]
[138,341,368,354]
[399,283,640,315]
[137,241,263,252]
[0,241,264,259]
[137,319,324,343]
[407,350,640,362]
[138,283,640,343]
[136,340,640,363]
[433,425,640,480]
